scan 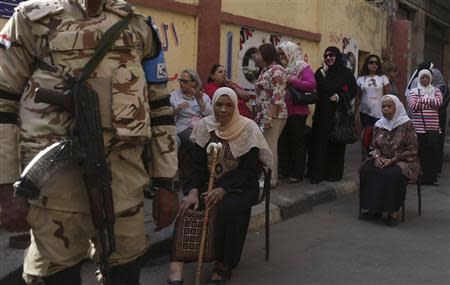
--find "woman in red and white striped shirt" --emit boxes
[407,69,442,185]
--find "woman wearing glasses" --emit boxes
[309,46,357,184]
[355,54,391,129]
[170,69,212,154]
[354,54,391,161]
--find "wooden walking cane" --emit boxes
[195,142,223,285]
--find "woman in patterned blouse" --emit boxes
[359,95,420,226]
[255,43,288,188]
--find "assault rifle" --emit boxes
[15,82,116,284]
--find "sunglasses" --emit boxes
[178,79,193,84]
[368,60,379,65]
[324,53,336,58]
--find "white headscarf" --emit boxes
[278,41,308,77]
[190,87,273,166]
[416,69,436,98]
[375,95,410,131]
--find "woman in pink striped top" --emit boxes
[407,69,443,185]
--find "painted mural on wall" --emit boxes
[342,37,359,78]
[329,32,359,78]
[236,27,309,95]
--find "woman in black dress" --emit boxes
[167,87,272,285]
[309,46,357,184]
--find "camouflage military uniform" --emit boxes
[0,0,177,283]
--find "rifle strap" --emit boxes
[77,12,133,83]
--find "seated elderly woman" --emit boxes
[170,69,212,160]
[359,95,420,226]
[167,87,272,284]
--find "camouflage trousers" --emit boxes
[22,203,150,284]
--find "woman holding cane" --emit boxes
[167,87,272,284]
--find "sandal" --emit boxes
[206,267,231,285]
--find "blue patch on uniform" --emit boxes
[143,51,168,83]
[143,16,168,83]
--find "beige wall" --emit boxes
[221,0,320,34]
[134,6,198,92]
[0,19,7,27]
[0,0,389,83]
[318,0,388,56]
[221,0,388,72]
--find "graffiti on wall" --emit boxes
[159,22,179,52]
[329,31,352,45]
[155,21,180,82]
[237,27,309,94]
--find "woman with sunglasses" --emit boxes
[309,46,357,184]
[355,54,391,160]
[170,69,212,157]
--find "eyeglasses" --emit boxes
[368,60,379,65]
[178,79,193,84]
[324,53,336,58]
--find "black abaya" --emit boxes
[360,160,407,213]
[310,47,357,183]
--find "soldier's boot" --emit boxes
[42,263,82,285]
[110,256,143,285]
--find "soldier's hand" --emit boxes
[152,187,179,232]
[0,184,29,232]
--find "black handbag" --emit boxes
[329,92,357,144]
[288,85,318,105]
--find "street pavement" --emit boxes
[135,149,450,285]
[1,134,449,285]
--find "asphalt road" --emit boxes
[138,160,450,285]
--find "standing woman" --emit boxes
[382,61,399,97]
[203,64,252,118]
[277,41,317,183]
[309,46,357,184]
[355,54,391,129]
[255,43,288,188]
[407,69,443,185]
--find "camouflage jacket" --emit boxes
[0,0,177,212]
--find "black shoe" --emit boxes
[384,216,399,226]
[206,268,231,285]
[358,212,381,221]
[168,280,183,285]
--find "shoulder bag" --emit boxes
[329,92,358,144]
[288,85,318,105]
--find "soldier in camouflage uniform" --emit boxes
[0,0,178,284]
